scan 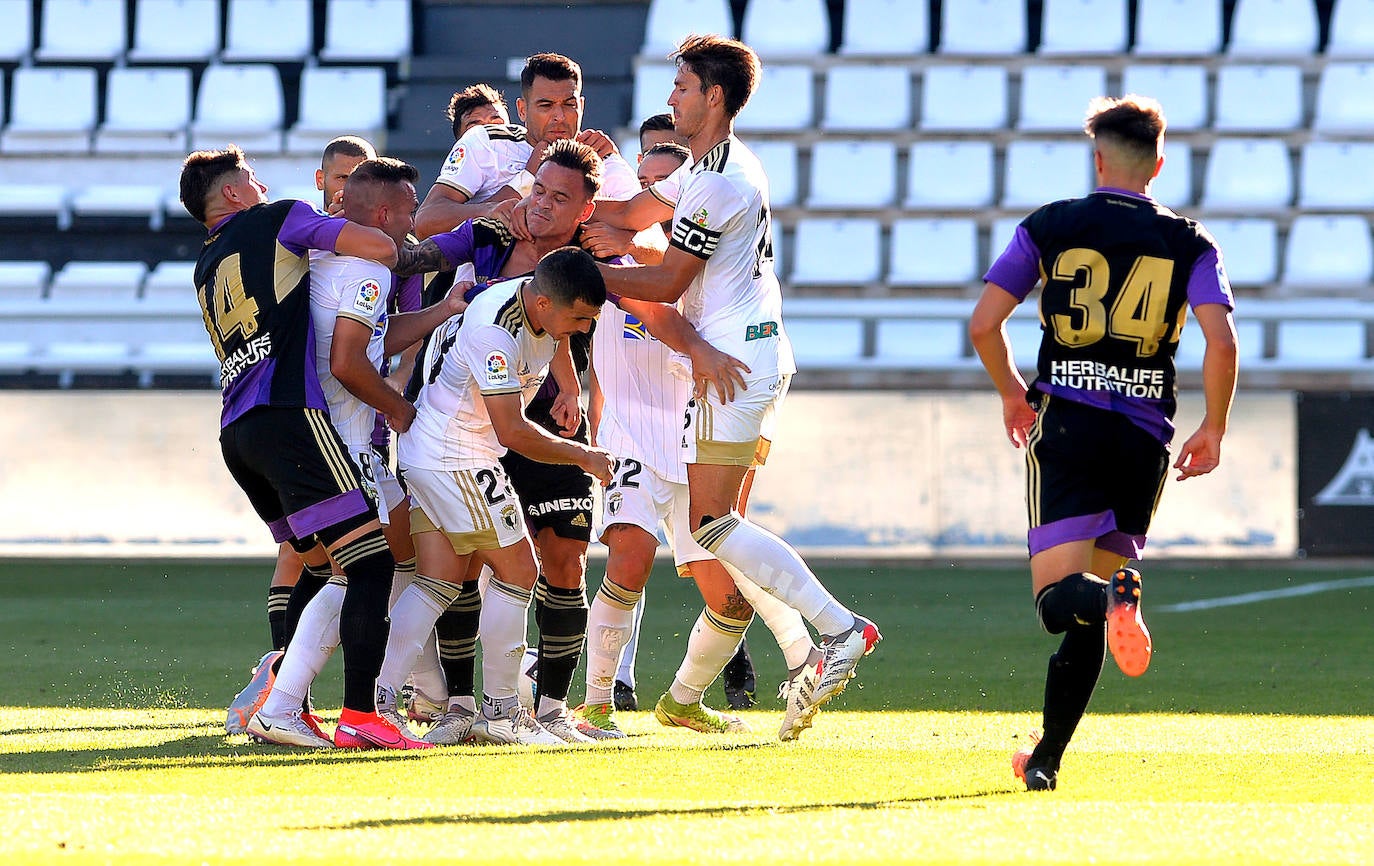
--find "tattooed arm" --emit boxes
[393,238,454,277]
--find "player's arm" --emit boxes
[548,338,581,436]
[332,222,398,269]
[620,297,749,402]
[581,221,669,264]
[414,184,520,239]
[969,282,1037,448]
[1174,302,1238,481]
[591,189,674,232]
[382,281,472,355]
[385,343,422,395]
[587,360,603,447]
[597,245,704,304]
[331,317,417,432]
[485,392,613,484]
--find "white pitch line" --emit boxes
[1157,575,1374,613]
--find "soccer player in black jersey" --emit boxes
[180,145,428,750]
[970,95,1239,790]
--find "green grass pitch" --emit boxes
[1,558,1371,864]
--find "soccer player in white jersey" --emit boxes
[572,35,883,735]
[414,53,640,238]
[384,247,615,746]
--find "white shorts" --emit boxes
[403,463,528,555]
[351,446,406,525]
[683,373,790,467]
[597,458,710,567]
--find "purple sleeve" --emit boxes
[1187,247,1235,311]
[430,221,477,269]
[983,225,1042,300]
[395,274,423,313]
[276,200,347,256]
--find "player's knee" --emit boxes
[331,528,395,592]
[1035,572,1108,635]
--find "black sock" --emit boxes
[332,531,394,713]
[1033,623,1107,770]
[722,637,755,690]
[283,562,331,650]
[534,577,588,705]
[1035,572,1109,634]
[435,580,481,699]
[267,585,292,650]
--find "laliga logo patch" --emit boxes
[447,145,466,168]
[486,350,511,385]
[691,206,709,227]
[354,278,382,315]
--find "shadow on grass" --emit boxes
[0,721,209,736]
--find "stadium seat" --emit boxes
[142,261,199,300]
[1120,65,1208,131]
[734,65,815,131]
[47,262,150,305]
[71,186,169,231]
[1001,141,1092,210]
[1205,218,1279,287]
[741,0,830,57]
[0,67,98,155]
[888,218,980,288]
[36,0,127,61]
[1280,215,1374,293]
[1017,65,1109,131]
[0,1,33,63]
[642,0,733,56]
[0,185,71,229]
[320,0,412,61]
[1151,141,1194,209]
[128,0,221,61]
[1227,0,1319,56]
[1328,0,1374,56]
[286,67,388,155]
[1175,317,1264,368]
[1201,139,1293,211]
[1313,64,1374,133]
[1274,321,1367,366]
[222,0,313,62]
[750,140,799,208]
[905,141,995,209]
[919,65,1009,131]
[988,215,1025,269]
[806,140,896,210]
[190,64,286,153]
[95,67,193,155]
[790,218,882,285]
[822,66,913,131]
[838,0,928,55]
[1133,0,1223,55]
[1298,142,1374,210]
[1213,65,1303,131]
[632,64,678,124]
[939,0,1026,54]
[785,319,867,367]
[1038,0,1129,54]
[875,319,969,367]
[0,262,52,300]
[1005,318,1044,369]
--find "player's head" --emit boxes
[447,83,509,140]
[638,141,690,189]
[518,53,584,145]
[179,144,268,226]
[316,135,377,209]
[637,113,684,159]
[671,34,761,132]
[342,157,420,246]
[527,139,603,242]
[526,246,606,339]
[1084,94,1166,187]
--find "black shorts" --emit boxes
[220,406,375,546]
[1025,394,1169,558]
[500,407,593,542]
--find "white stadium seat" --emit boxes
[0,262,52,300]
[286,67,388,155]
[1120,65,1208,131]
[190,64,286,153]
[0,1,33,62]
[71,186,169,230]
[320,0,412,61]
[642,0,733,55]
[920,65,1009,131]
[1299,142,1374,210]
[129,0,221,61]
[1039,0,1128,54]
[632,64,678,124]
[742,0,830,57]
[1005,319,1045,369]
[1017,65,1109,131]
[1151,141,1194,210]
[905,141,995,209]
[1281,215,1374,293]
[1134,0,1223,55]
[142,262,200,300]
[1313,64,1374,133]
[786,320,866,366]
[1227,0,1319,56]
[888,218,980,288]
[806,140,897,209]
[1205,218,1279,287]
[735,65,815,131]
[222,0,313,61]
[1328,0,1374,56]
[0,185,71,229]
[96,67,193,155]
[838,0,928,55]
[1213,65,1303,131]
[822,66,913,131]
[36,0,127,61]
[988,215,1025,270]
[1001,141,1092,210]
[939,0,1026,54]
[1274,321,1367,366]
[48,262,150,303]
[790,218,883,285]
[875,320,969,367]
[1201,139,1293,211]
[1175,318,1264,368]
[749,140,799,208]
[1,67,98,155]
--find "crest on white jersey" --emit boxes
[353,278,383,316]
[485,350,511,386]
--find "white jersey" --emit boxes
[434,123,642,205]
[399,278,557,470]
[592,300,690,483]
[650,136,796,379]
[308,250,391,450]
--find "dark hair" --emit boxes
[643,141,691,166]
[520,53,581,96]
[538,138,604,198]
[179,144,249,223]
[344,157,420,209]
[321,135,376,168]
[674,34,760,118]
[638,112,676,146]
[447,83,507,140]
[1084,95,1166,163]
[531,246,606,309]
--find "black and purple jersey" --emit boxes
[984,187,1235,445]
[194,199,346,427]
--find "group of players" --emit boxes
[181,29,1240,789]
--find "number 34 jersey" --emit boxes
[984,187,1235,444]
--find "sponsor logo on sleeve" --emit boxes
[485,350,511,386]
[353,278,383,316]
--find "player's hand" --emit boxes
[575,129,617,159]
[1002,392,1037,448]
[550,390,582,437]
[491,197,533,242]
[386,401,417,434]
[579,445,616,485]
[1173,425,1223,480]
[579,220,635,258]
[687,343,750,403]
[524,139,552,174]
[327,189,345,217]
[444,280,474,317]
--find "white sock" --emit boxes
[615,592,645,687]
[378,575,460,695]
[586,579,642,705]
[261,582,344,715]
[696,512,854,636]
[667,608,749,705]
[448,694,477,714]
[535,695,568,718]
[479,577,532,702]
[408,632,448,702]
[723,560,815,670]
[388,556,417,611]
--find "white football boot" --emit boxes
[470,703,566,746]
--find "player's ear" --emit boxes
[577,198,595,223]
[315,169,325,192]
[516,97,527,124]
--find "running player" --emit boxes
[970,95,1238,791]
